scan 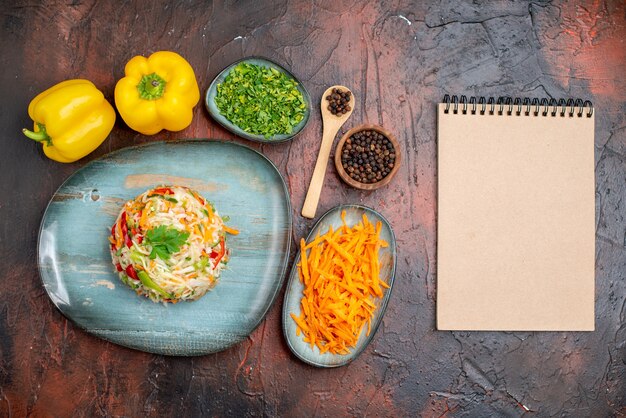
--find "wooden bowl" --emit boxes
[334,124,401,190]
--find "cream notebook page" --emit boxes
[437,100,595,331]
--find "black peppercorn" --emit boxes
[326,88,352,116]
[340,129,396,184]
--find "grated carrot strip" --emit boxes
[291,312,309,333]
[324,236,355,265]
[223,225,239,235]
[300,238,310,285]
[304,231,323,250]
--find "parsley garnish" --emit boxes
[215,62,306,138]
[144,226,189,260]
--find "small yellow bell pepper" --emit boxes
[22,79,116,163]
[114,51,200,135]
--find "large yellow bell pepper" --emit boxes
[22,79,116,163]
[114,51,200,135]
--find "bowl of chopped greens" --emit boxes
[206,57,311,143]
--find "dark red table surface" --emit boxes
[1,1,625,416]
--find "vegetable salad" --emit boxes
[109,186,238,303]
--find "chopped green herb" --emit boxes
[144,225,190,260]
[222,215,231,222]
[147,194,178,203]
[215,62,306,138]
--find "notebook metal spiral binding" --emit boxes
[442,94,593,118]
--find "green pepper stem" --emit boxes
[137,73,166,100]
[22,123,52,146]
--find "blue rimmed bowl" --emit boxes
[282,204,397,367]
[205,56,311,143]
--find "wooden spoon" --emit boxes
[301,85,354,219]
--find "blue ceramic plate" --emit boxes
[282,205,397,367]
[38,140,292,356]
[205,56,311,143]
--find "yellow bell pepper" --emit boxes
[22,79,116,163]
[114,51,200,135]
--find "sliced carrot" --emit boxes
[115,220,123,249]
[291,210,389,355]
[291,312,309,333]
[304,231,323,250]
[324,236,355,265]
[223,225,239,235]
[300,238,310,286]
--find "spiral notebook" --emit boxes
[437,96,595,331]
